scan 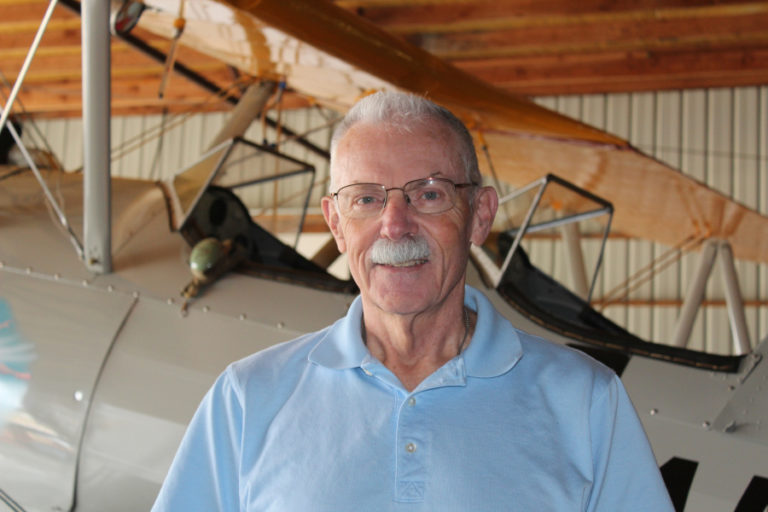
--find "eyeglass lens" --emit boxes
[335,178,463,218]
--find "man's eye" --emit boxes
[354,195,382,207]
[419,189,443,201]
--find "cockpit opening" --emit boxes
[168,136,355,294]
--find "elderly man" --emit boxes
[153,92,673,511]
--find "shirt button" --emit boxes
[405,442,417,453]
[363,369,372,376]
[407,397,416,407]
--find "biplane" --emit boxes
[0,1,766,511]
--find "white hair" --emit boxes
[329,92,480,192]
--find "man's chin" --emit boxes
[364,279,433,315]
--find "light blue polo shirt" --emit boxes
[153,286,673,511]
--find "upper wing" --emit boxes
[136,0,768,263]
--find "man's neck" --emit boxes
[362,304,475,391]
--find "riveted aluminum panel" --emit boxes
[74,284,349,511]
[627,338,768,512]
[622,348,743,428]
[0,270,135,512]
[712,342,768,445]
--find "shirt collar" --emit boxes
[308,296,370,369]
[308,285,523,378]
[461,285,523,378]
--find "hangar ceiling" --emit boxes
[0,0,767,117]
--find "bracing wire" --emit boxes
[92,77,255,172]
[593,234,706,310]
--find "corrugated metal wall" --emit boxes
[23,86,767,354]
[32,109,334,186]
[535,88,767,354]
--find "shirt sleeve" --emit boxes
[586,374,675,512]
[152,368,244,511]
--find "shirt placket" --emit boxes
[359,357,466,504]
[393,359,466,503]
[394,391,430,502]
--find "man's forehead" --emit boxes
[330,119,465,189]
[336,121,457,162]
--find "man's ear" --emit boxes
[321,195,347,253]
[469,186,499,246]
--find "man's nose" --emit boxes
[379,190,417,240]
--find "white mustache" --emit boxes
[370,237,430,266]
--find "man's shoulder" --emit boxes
[515,328,617,383]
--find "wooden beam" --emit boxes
[6,83,311,118]
[458,47,768,95]
[390,13,768,60]
[340,0,768,27]
[0,1,76,21]
[2,0,767,115]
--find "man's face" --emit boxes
[321,120,496,317]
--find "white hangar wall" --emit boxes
[24,86,768,354]
[535,88,767,354]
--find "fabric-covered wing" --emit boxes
[137,0,768,263]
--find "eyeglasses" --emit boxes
[331,177,477,219]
